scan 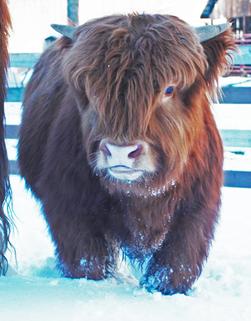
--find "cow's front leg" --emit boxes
[141,204,218,295]
[42,185,119,280]
[57,233,118,280]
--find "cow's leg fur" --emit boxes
[40,180,119,280]
[49,214,118,280]
[56,229,118,280]
[141,199,219,295]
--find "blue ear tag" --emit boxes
[164,86,174,95]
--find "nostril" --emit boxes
[100,143,112,157]
[128,144,143,159]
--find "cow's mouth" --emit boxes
[108,165,144,181]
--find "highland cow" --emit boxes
[0,0,12,276]
[18,14,235,294]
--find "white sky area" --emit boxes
[8,0,209,53]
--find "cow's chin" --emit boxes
[97,168,176,198]
[96,167,145,195]
[107,167,144,181]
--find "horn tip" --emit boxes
[50,24,63,33]
[50,24,75,39]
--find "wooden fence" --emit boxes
[5,53,251,188]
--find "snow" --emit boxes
[224,148,251,171]
[1,176,251,321]
[3,101,251,319]
[3,101,251,318]
[219,77,251,88]
[212,103,251,130]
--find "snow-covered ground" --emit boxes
[1,177,251,321]
[2,99,251,321]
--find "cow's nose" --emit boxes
[99,142,112,157]
[99,141,143,160]
[128,144,143,159]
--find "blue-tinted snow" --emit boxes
[0,176,250,321]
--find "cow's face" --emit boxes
[61,14,234,194]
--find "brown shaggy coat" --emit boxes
[18,14,235,294]
[0,0,12,275]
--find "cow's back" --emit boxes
[18,40,69,193]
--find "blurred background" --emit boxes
[7,0,251,52]
[7,0,208,52]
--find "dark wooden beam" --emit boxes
[8,160,19,176]
[220,87,251,104]
[8,158,251,188]
[201,0,219,18]
[224,170,251,188]
[221,130,251,147]
[9,53,40,68]
[6,88,24,102]
[67,0,79,25]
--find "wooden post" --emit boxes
[67,0,79,26]
[242,0,250,33]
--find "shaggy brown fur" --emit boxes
[18,14,235,294]
[0,0,12,275]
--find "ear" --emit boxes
[200,26,236,91]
